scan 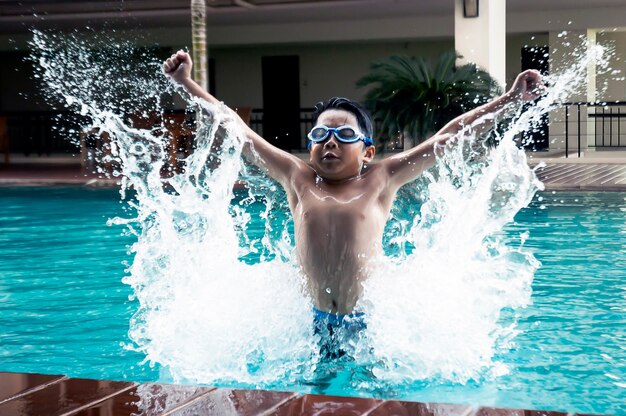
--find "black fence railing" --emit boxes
[0,108,319,158]
[562,101,626,158]
[17,103,626,160]
[0,110,81,155]
[248,107,315,151]
[299,107,316,150]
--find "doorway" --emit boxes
[262,56,301,151]
[521,46,549,150]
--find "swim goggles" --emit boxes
[307,125,374,147]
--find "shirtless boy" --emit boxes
[163,51,544,348]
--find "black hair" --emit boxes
[311,97,374,140]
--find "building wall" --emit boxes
[3,3,626,48]
[597,31,626,102]
[0,32,568,113]
[0,33,455,112]
[505,33,549,84]
[1,26,623,138]
[213,33,557,110]
[209,33,561,109]
[209,39,454,109]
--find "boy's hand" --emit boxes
[508,69,546,102]
[163,50,192,84]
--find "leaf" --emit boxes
[356,49,502,146]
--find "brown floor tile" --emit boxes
[0,372,66,404]
[367,400,473,416]
[0,377,135,416]
[70,382,214,416]
[269,393,382,416]
[168,388,298,416]
[475,407,568,416]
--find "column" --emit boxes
[454,0,507,89]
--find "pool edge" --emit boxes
[0,371,610,416]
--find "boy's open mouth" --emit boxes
[322,153,339,160]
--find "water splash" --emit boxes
[29,30,316,387]
[358,127,541,384]
[29,29,612,390]
[357,37,612,385]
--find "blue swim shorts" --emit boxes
[313,308,366,359]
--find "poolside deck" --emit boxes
[0,156,117,186]
[526,149,626,191]
[0,371,595,416]
[534,163,626,190]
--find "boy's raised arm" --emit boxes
[381,69,545,188]
[163,50,307,188]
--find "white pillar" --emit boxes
[454,0,506,89]
[586,30,597,103]
[586,29,597,150]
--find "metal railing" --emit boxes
[562,101,626,158]
[0,108,318,158]
[0,110,82,155]
[249,107,315,151]
[7,102,626,161]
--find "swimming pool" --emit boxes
[0,186,624,414]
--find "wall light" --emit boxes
[464,0,479,18]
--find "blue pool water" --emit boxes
[0,186,625,414]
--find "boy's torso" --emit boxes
[285,162,397,314]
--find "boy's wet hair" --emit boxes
[312,97,374,141]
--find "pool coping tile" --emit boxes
[474,407,571,416]
[0,371,67,405]
[267,393,383,415]
[0,373,615,416]
[69,382,216,416]
[365,400,474,416]
[0,375,136,416]
[167,387,298,416]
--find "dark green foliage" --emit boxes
[357,51,502,147]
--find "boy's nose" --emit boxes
[324,134,339,148]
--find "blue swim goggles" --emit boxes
[307,125,374,148]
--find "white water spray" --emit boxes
[357,40,612,384]
[29,30,613,389]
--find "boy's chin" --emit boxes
[313,160,341,172]
[314,165,359,181]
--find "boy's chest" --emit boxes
[292,178,385,223]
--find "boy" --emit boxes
[163,51,544,342]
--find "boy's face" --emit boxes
[309,109,375,181]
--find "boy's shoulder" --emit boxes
[361,160,389,179]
